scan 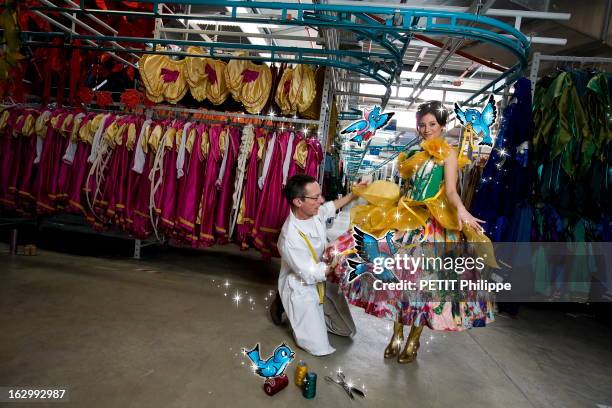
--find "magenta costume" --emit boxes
[84,114,116,230]
[304,137,323,179]
[198,125,225,246]
[158,120,182,233]
[55,112,86,212]
[0,109,18,207]
[235,127,265,249]
[102,116,140,230]
[214,126,241,244]
[66,113,95,216]
[252,130,299,258]
[129,120,156,240]
[9,110,43,212]
[175,124,208,245]
[31,110,73,214]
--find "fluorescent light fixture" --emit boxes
[191,20,283,30]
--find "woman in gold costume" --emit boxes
[329,101,496,364]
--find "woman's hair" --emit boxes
[416,101,449,126]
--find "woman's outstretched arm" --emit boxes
[444,150,485,231]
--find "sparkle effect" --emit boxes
[233,292,242,307]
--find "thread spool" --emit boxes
[294,361,308,387]
[263,374,289,396]
[302,372,317,399]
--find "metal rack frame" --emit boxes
[28,0,531,103]
[21,1,581,178]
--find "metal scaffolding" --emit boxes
[16,0,574,176]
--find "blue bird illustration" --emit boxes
[341,106,395,146]
[243,343,295,378]
[345,227,400,283]
[454,95,497,146]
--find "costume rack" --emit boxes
[529,52,612,100]
[2,1,579,258]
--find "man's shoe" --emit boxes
[270,292,285,325]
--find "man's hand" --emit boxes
[352,176,371,190]
[333,177,372,210]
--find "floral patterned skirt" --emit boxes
[327,218,495,331]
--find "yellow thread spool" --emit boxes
[294,361,308,387]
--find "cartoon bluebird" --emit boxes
[345,227,400,283]
[454,95,497,146]
[341,106,395,146]
[243,343,295,378]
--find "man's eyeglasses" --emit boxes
[302,194,322,201]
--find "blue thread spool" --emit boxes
[302,372,317,399]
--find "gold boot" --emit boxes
[398,325,424,364]
[384,322,404,359]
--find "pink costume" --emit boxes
[252,130,299,258]
[31,110,73,214]
[213,126,241,244]
[14,110,43,212]
[83,114,116,230]
[102,116,139,230]
[175,123,208,246]
[115,118,141,233]
[197,124,225,246]
[304,137,324,179]
[56,111,87,212]
[235,127,265,249]
[128,119,156,239]
[158,120,182,233]
[4,109,33,209]
[1,110,19,208]
[66,113,96,216]
[148,118,172,233]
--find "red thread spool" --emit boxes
[263,374,289,396]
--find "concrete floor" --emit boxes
[1,240,612,408]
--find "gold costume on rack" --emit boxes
[299,67,326,120]
[204,59,229,105]
[225,57,248,99]
[287,65,304,113]
[139,48,189,104]
[296,65,316,113]
[275,65,316,115]
[240,62,272,114]
[183,46,209,102]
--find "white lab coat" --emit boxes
[278,202,354,356]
